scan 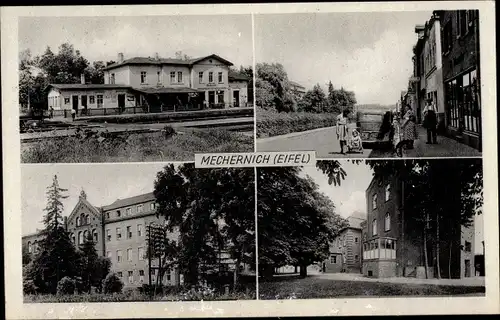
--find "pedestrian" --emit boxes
[49,106,54,119]
[422,98,438,144]
[71,108,76,121]
[392,114,403,157]
[347,128,363,153]
[401,104,418,149]
[336,110,349,154]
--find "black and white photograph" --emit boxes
[19,15,255,163]
[21,164,256,302]
[257,159,485,299]
[255,11,483,158]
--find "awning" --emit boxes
[133,87,203,94]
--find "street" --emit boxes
[257,125,482,158]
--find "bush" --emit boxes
[256,107,339,138]
[23,278,37,295]
[163,125,176,138]
[102,273,123,294]
[56,277,76,295]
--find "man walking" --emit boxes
[422,98,437,144]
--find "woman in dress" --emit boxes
[336,110,349,154]
[401,104,418,149]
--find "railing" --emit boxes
[51,102,253,118]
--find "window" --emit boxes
[127,226,132,239]
[116,227,121,240]
[443,21,453,53]
[126,208,132,216]
[83,230,89,242]
[110,73,115,84]
[157,71,161,84]
[384,213,391,231]
[355,254,359,262]
[446,70,480,134]
[166,270,171,282]
[385,184,391,201]
[457,10,468,37]
[92,229,98,242]
[78,231,83,245]
[128,271,134,283]
[139,270,145,283]
[28,242,32,253]
[218,72,223,83]
[151,274,156,283]
[64,97,70,104]
[372,194,378,210]
[177,71,183,83]
[137,224,143,237]
[96,95,103,108]
[116,210,121,217]
[106,212,110,219]
[127,248,133,261]
[106,251,111,259]
[71,234,75,243]
[199,71,203,83]
[117,272,123,278]
[150,203,155,211]
[117,250,122,262]
[170,72,175,83]
[89,96,95,104]
[355,237,358,243]
[372,219,377,236]
[330,255,337,264]
[138,247,145,260]
[137,204,143,213]
[217,91,224,104]
[106,229,111,241]
[76,217,80,227]
[465,241,472,252]
[141,71,147,84]
[208,72,213,83]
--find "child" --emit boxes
[392,115,403,157]
[348,129,363,153]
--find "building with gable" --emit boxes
[46,53,250,115]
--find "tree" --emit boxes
[27,175,80,294]
[22,244,32,266]
[298,84,328,113]
[19,49,34,108]
[257,167,347,278]
[238,65,254,103]
[255,63,295,112]
[78,232,110,293]
[153,164,255,289]
[84,61,106,84]
[175,51,192,61]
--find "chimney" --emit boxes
[118,52,124,63]
[80,74,85,84]
[155,52,159,60]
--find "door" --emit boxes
[208,91,215,107]
[465,259,471,278]
[72,96,79,113]
[118,94,125,111]
[233,90,240,107]
[81,95,87,115]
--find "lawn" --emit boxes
[24,290,256,303]
[259,275,486,300]
[21,127,253,163]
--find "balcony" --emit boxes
[362,237,397,260]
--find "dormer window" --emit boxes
[116,210,121,218]
[137,204,143,213]
[126,208,132,216]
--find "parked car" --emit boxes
[356,110,393,149]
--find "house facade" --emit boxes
[362,173,475,279]
[322,214,364,274]
[289,81,306,99]
[46,53,250,114]
[22,190,251,288]
[437,10,481,150]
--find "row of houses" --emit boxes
[322,172,477,279]
[46,53,251,115]
[400,10,481,150]
[23,190,251,288]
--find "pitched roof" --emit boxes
[102,192,156,211]
[289,80,305,88]
[48,84,132,90]
[228,70,250,82]
[346,216,365,229]
[104,54,233,71]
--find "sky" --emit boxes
[255,11,433,105]
[19,15,253,69]
[21,163,167,235]
[300,161,484,254]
